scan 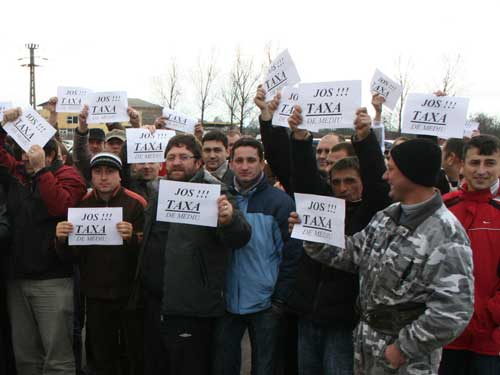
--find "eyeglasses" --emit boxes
[166,154,196,162]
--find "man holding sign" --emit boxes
[0,108,87,375]
[56,152,147,375]
[213,138,302,375]
[292,139,474,374]
[135,134,251,375]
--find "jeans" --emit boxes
[297,318,354,375]
[7,278,75,375]
[213,309,282,375]
[439,349,500,375]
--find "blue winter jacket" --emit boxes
[226,175,301,314]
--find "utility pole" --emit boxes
[19,43,46,109]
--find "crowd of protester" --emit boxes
[0,86,498,375]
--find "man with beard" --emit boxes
[134,134,251,375]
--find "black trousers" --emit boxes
[86,297,144,375]
[439,349,500,375]
[159,315,214,375]
[143,291,215,375]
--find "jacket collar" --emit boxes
[384,192,443,231]
[232,172,267,196]
[459,178,499,202]
[91,185,123,203]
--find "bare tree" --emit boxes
[192,51,218,124]
[233,50,260,132]
[436,54,463,96]
[394,56,413,134]
[220,73,238,125]
[153,59,181,110]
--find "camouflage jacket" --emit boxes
[304,193,474,359]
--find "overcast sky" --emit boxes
[1,0,499,122]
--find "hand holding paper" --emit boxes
[288,105,310,141]
[56,221,74,242]
[1,107,22,124]
[217,195,233,226]
[291,193,346,248]
[116,221,133,241]
[354,108,372,141]
[28,145,46,173]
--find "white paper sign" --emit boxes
[464,120,479,138]
[56,86,91,113]
[0,102,13,123]
[162,108,197,134]
[156,180,221,227]
[297,81,362,132]
[126,128,175,163]
[402,94,469,138]
[370,69,403,110]
[86,91,128,124]
[264,49,301,101]
[3,108,56,152]
[272,86,298,128]
[67,207,123,246]
[291,193,345,248]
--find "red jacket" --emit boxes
[0,133,87,279]
[443,181,500,356]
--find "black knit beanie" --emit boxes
[390,138,442,187]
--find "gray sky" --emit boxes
[1,0,499,122]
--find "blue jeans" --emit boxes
[439,349,500,375]
[213,309,282,375]
[298,318,354,375]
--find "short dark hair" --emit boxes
[230,138,264,161]
[330,156,360,178]
[165,134,202,159]
[463,135,500,158]
[331,142,355,157]
[43,137,59,155]
[443,138,465,161]
[202,130,228,149]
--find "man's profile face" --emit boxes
[383,157,412,202]
[132,162,161,181]
[316,136,339,172]
[89,139,104,155]
[227,134,241,156]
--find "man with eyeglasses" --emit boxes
[134,134,251,375]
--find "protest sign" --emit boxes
[264,49,301,101]
[297,81,362,132]
[126,128,175,163]
[68,207,123,246]
[291,193,345,248]
[86,91,128,124]
[0,102,12,123]
[3,108,56,152]
[402,94,469,138]
[370,69,403,110]
[464,120,479,138]
[162,108,197,134]
[56,86,91,113]
[156,180,221,227]
[272,86,298,128]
